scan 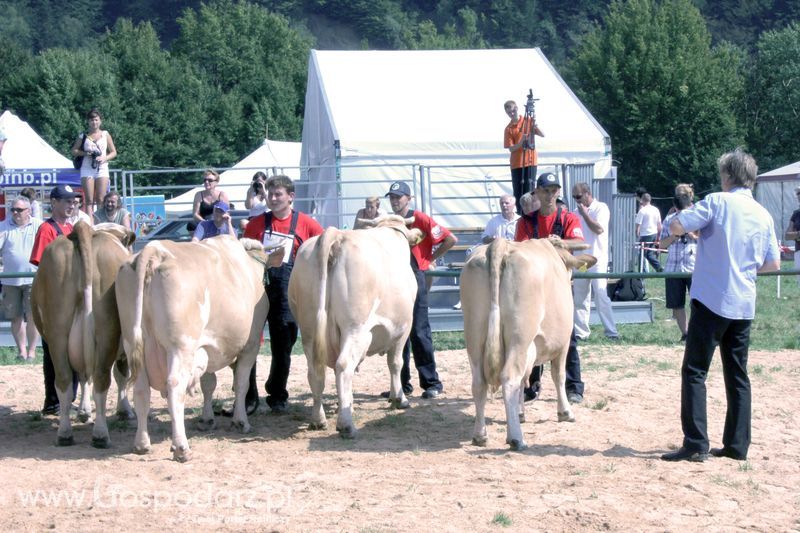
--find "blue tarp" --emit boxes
[0,168,81,188]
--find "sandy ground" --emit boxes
[1,344,799,531]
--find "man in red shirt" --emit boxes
[384,181,457,399]
[242,175,323,413]
[504,99,544,215]
[30,185,80,414]
[514,173,586,405]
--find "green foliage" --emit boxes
[746,22,800,172]
[567,0,746,197]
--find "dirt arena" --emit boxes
[1,344,798,531]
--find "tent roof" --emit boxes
[0,110,73,169]
[165,139,301,214]
[757,160,800,182]
[309,48,610,157]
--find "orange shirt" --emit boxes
[504,116,538,169]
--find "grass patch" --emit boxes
[591,398,608,410]
[491,512,512,527]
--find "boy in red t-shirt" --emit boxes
[384,181,457,399]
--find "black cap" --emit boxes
[385,181,412,197]
[50,184,79,200]
[535,173,560,189]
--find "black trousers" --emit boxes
[400,267,443,393]
[246,263,297,407]
[511,165,537,215]
[680,299,752,457]
[528,328,584,396]
[42,339,78,407]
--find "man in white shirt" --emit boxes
[635,193,663,272]
[0,196,43,360]
[571,184,619,340]
[481,194,520,243]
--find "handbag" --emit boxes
[72,133,86,169]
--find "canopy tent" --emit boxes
[0,110,79,188]
[300,48,613,229]
[165,139,301,214]
[756,160,800,241]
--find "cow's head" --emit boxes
[357,215,423,246]
[93,222,137,248]
[241,237,285,268]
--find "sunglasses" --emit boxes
[10,207,28,213]
[203,179,218,183]
[572,195,583,200]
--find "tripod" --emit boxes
[520,89,540,194]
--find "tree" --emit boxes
[746,23,800,172]
[173,0,312,147]
[568,0,745,196]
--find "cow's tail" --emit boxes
[127,246,160,385]
[312,228,340,367]
[71,222,97,380]
[483,238,507,388]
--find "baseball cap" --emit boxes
[385,181,412,197]
[213,200,230,213]
[50,184,79,200]
[536,173,560,189]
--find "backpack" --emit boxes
[612,273,646,302]
[72,133,86,169]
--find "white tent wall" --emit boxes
[301,48,612,229]
[164,140,301,215]
[0,110,73,170]
[756,178,799,240]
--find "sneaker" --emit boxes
[567,392,584,405]
[421,388,442,399]
[452,301,462,310]
[523,383,540,402]
[41,403,60,416]
[270,401,288,414]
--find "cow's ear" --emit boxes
[407,228,424,246]
[573,254,597,270]
[266,247,285,268]
[121,230,136,248]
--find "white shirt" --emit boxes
[635,203,661,236]
[68,209,93,226]
[482,213,520,241]
[574,199,609,269]
[0,217,43,286]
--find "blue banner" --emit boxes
[0,168,81,187]
[125,195,166,239]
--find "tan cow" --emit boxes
[460,237,595,450]
[116,235,282,462]
[288,216,422,437]
[30,221,136,448]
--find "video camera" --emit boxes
[525,89,539,117]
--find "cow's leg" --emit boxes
[231,351,256,433]
[132,369,152,455]
[502,377,527,451]
[305,337,327,430]
[166,353,192,462]
[471,363,488,446]
[113,359,135,420]
[387,341,409,410]
[196,373,217,432]
[91,383,112,449]
[551,354,575,423]
[335,333,367,438]
[54,383,75,446]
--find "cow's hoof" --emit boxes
[508,439,528,451]
[391,399,410,410]
[91,436,112,449]
[173,446,192,463]
[337,426,357,439]
[558,411,576,423]
[77,411,90,423]
[308,420,327,430]
[230,420,252,434]
[56,435,75,447]
[132,445,151,455]
[472,434,488,446]
[196,418,216,432]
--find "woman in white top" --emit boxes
[71,108,117,219]
[245,171,268,217]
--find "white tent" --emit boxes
[165,139,301,214]
[0,110,79,187]
[756,160,800,240]
[300,48,613,228]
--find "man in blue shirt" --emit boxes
[662,149,780,463]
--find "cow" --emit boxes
[460,237,596,450]
[116,235,282,462]
[30,221,136,448]
[288,215,423,437]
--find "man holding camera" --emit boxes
[786,186,800,287]
[504,99,544,215]
[660,192,698,342]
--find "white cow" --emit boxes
[116,236,282,462]
[288,216,422,437]
[460,237,595,450]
